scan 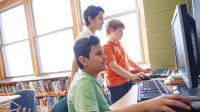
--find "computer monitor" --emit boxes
[171,4,200,99]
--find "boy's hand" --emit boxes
[142,94,191,112]
[130,73,143,82]
[142,68,152,73]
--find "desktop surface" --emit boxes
[0,95,20,105]
[109,85,138,110]
[110,77,200,111]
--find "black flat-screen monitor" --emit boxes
[171,4,200,99]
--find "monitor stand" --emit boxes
[173,85,200,101]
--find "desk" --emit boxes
[0,95,20,111]
[110,79,200,110]
[0,95,20,105]
[109,85,138,110]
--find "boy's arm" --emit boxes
[109,94,191,112]
[128,57,144,71]
[128,57,151,73]
[108,61,142,82]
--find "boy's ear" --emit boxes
[108,28,114,34]
[79,56,88,66]
[88,16,94,22]
[110,28,114,32]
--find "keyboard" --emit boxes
[149,68,170,78]
[137,80,170,102]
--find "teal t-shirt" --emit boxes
[68,72,110,112]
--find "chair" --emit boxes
[51,96,68,112]
[11,89,36,112]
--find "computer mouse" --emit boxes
[191,102,200,112]
[169,100,191,112]
[141,75,151,80]
[169,100,200,112]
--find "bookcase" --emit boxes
[0,73,70,112]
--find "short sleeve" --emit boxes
[73,79,99,112]
[103,44,116,63]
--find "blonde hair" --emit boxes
[106,19,125,35]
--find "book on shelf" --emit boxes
[0,76,68,111]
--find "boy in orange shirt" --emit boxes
[103,19,151,103]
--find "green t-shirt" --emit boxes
[68,72,110,112]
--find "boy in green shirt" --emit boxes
[68,35,191,112]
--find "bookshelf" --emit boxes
[0,72,70,111]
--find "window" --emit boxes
[0,0,74,78]
[0,5,33,77]
[0,0,144,79]
[79,0,143,62]
[31,0,74,73]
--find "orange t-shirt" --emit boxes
[103,40,129,87]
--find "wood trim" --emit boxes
[0,0,22,80]
[0,0,23,79]
[0,45,5,80]
[0,72,70,85]
[23,0,40,76]
[70,0,81,39]
[0,0,22,12]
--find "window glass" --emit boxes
[31,0,72,35]
[119,14,142,62]
[38,30,74,72]
[0,4,33,77]
[0,5,28,44]
[3,41,33,77]
[32,0,74,73]
[80,0,136,17]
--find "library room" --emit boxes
[0,0,200,112]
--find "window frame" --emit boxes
[0,0,144,79]
[0,0,78,79]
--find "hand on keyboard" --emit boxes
[141,68,152,73]
[143,94,191,112]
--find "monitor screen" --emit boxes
[171,4,200,88]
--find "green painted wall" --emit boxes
[140,0,186,69]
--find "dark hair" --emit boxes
[106,19,125,35]
[83,5,104,26]
[73,36,100,69]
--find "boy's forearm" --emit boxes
[109,62,133,79]
[108,101,147,112]
[128,58,143,71]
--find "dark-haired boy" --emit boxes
[68,35,191,112]
[70,5,105,87]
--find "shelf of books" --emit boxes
[0,73,70,112]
